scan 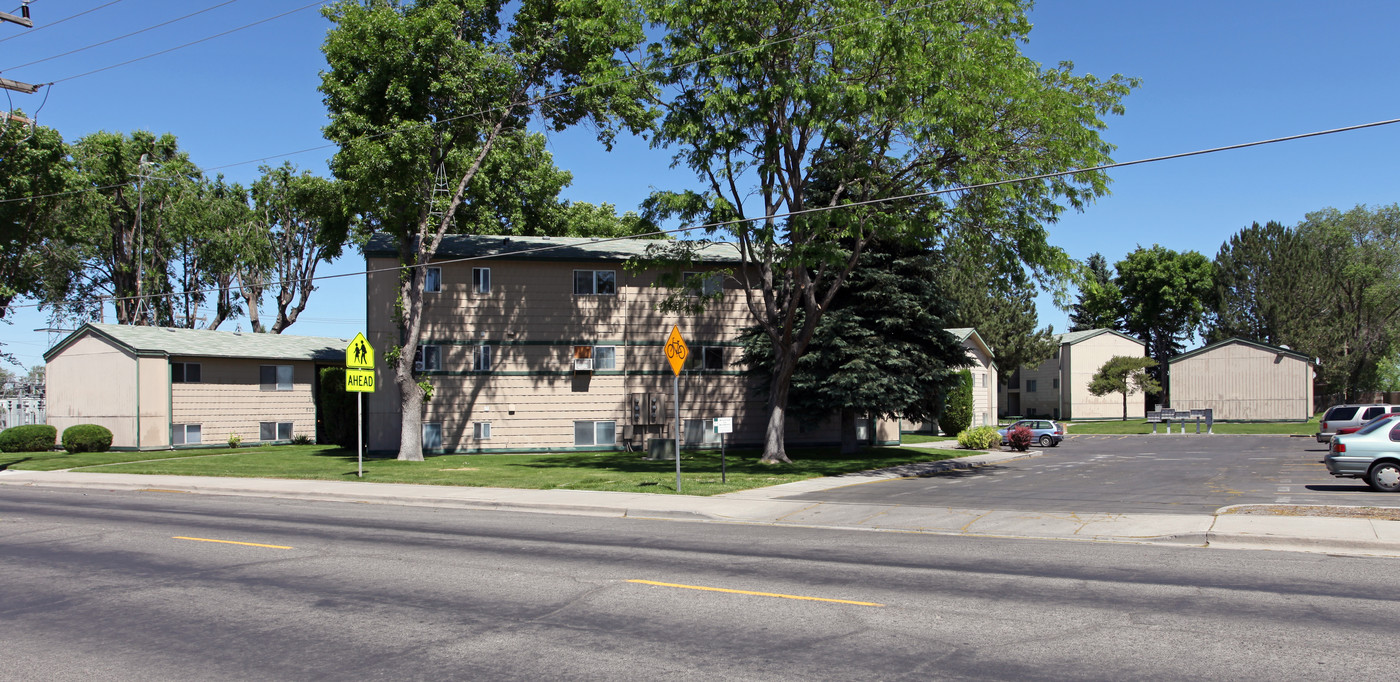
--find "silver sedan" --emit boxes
[1324,415,1400,491]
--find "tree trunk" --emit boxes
[760,355,796,464]
[840,408,858,454]
[1122,391,1128,421]
[395,348,425,462]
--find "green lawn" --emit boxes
[0,447,243,472]
[1065,415,1320,435]
[3,443,978,496]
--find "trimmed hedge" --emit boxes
[939,369,974,436]
[63,424,114,453]
[0,424,58,453]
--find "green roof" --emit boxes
[364,233,744,264]
[1169,337,1314,365]
[1056,328,1143,347]
[45,323,352,363]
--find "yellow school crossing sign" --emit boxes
[345,332,376,393]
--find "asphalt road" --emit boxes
[4,485,1400,680]
[785,434,1379,513]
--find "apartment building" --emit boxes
[1000,328,1147,421]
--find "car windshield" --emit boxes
[1357,416,1400,435]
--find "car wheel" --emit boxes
[1367,462,1400,492]
[1039,435,1053,447]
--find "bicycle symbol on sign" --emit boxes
[665,339,687,359]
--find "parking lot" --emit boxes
[783,434,1394,514]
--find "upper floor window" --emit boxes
[689,346,725,371]
[472,267,491,294]
[260,365,293,391]
[1027,379,1038,393]
[593,346,616,370]
[172,362,201,383]
[683,271,723,296]
[424,267,442,293]
[414,345,442,371]
[574,270,616,295]
[473,345,492,372]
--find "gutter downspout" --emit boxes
[134,353,141,451]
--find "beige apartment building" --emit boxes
[1169,338,1315,421]
[907,327,997,433]
[363,234,907,454]
[44,323,348,450]
[1000,328,1147,421]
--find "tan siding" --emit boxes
[1170,342,1314,420]
[1066,334,1147,420]
[47,333,141,448]
[170,358,318,444]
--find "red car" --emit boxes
[1333,412,1400,437]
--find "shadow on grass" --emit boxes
[0,454,35,471]
[510,446,959,477]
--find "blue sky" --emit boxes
[3,0,1399,370]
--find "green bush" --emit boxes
[61,424,113,453]
[291,434,313,445]
[0,424,58,453]
[939,369,974,436]
[957,425,1001,450]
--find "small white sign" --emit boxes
[713,417,733,434]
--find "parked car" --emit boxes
[1332,412,1400,438]
[997,419,1063,447]
[1316,404,1400,443]
[1324,417,1400,491]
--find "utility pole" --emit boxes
[0,2,41,95]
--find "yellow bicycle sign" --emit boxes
[665,325,688,376]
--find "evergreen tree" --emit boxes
[940,370,975,436]
[1069,253,1121,331]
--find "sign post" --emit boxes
[664,325,689,493]
[714,417,733,484]
[345,332,376,478]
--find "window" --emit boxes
[1027,379,1038,393]
[683,418,721,446]
[474,345,492,371]
[593,346,616,370]
[423,267,442,293]
[414,345,442,371]
[574,420,616,446]
[260,365,293,391]
[422,422,442,450]
[260,422,293,441]
[683,271,723,296]
[171,424,202,445]
[171,362,201,383]
[573,270,616,295]
[474,422,491,439]
[689,346,724,370]
[1052,378,1060,389]
[979,373,986,388]
[472,267,490,294]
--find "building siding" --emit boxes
[47,334,141,448]
[169,357,319,445]
[1170,342,1314,420]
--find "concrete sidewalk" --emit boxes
[3,449,1399,557]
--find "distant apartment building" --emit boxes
[1000,329,1147,420]
[1169,337,1315,421]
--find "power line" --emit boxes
[3,0,241,71]
[7,116,1400,314]
[0,0,124,45]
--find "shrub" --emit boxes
[939,369,974,436]
[0,424,58,453]
[957,425,1000,450]
[291,434,313,445]
[1006,425,1033,452]
[61,424,113,453]
[228,433,242,449]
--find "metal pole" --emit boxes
[721,432,726,484]
[674,372,681,493]
[357,392,363,478]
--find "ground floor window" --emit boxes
[171,424,202,445]
[474,422,491,439]
[423,422,442,449]
[574,420,616,446]
[683,418,721,446]
[260,422,293,441]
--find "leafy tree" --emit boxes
[1208,220,1319,346]
[1068,253,1122,332]
[644,0,1134,463]
[320,0,652,461]
[940,370,975,437]
[1087,355,1160,420]
[741,240,968,453]
[1377,355,1400,392]
[239,163,350,333]
[1115,245,1213,403]
[939,235,1059,380]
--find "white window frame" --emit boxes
[424,266,442,293]
[574,420,616,446]
[683,418,721,446]
[260,422,293,441]
[422,422,442,450]
[472,267,490,294]
[171,423,202,445]
[260,365,294,391]
[172,362,201,383]
[474,345,492,372]
[573,269,616,296]
[683,271,723,296]
[592,345,617,370]
[474,422,492,439]
[415,345,442,371]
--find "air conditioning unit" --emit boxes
[573,357,593,371]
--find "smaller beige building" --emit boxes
[1169,338,1315,421]
[1001,329,1147,421]
[908,328,998,433]
[45,323,349,450]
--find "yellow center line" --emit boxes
[627,580,884,607]
[172,536,293,549]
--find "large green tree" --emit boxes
[1115,245,1214,403]
[1087,355,1160,421]
[1208,220,1319,346]
[320,0,652,461]
[0,112,72,325]
[645,0,1134,463]
[939,235,1060,380]
[1068,252,1122,332]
